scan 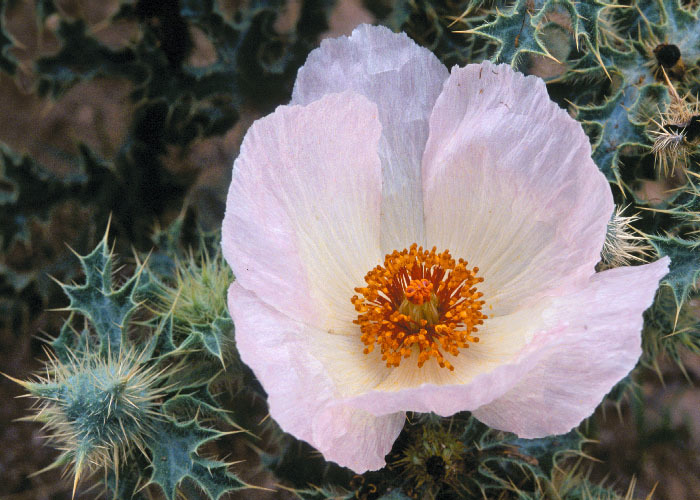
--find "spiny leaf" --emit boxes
[59,230,145,355]
[570,0,605,53]
[576,79,669,186]
[51,313,91,363]
[659,0,700,63]
[146,418,246,500]
[463,0,553,66]
[456,0,595,70]
[177,317,232,363]
[649,234,700,304]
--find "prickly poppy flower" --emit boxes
[222,25,669,472]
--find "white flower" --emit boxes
[222,25,669,472]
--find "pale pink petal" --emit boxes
[292,24,449,252]
[423,61,614,318]
[221,91,383,334]
[371,301,550,390]
[342,319,558,416]
[343,259,668,419]
[228,283,404,471]
[472,257,669,437]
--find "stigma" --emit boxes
[351,244,487,371]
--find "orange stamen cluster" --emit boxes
[351,244,487,371]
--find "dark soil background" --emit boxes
[0,1,698,499]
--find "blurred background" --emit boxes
[0,0,698,499]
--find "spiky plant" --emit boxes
[7,348,166,497]
[153,246,234,368]
[650,71,700,175]
[394,423,467,499]
[7,224,247,499]
[600,205,655,269]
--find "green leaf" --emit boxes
[379,0,496,67]
[162,393,234,423]
[502,430,581,476]
[467,0,577,67]
[576,81,668,186]
[649,234,700,304]
[59,229,145,355]
[660,0,700,64]
[146,418,245,500]
[177,317,232,364]
[51,313,91,363]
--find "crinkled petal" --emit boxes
[423,61,614,318]
[342,318,558,416]
[343,259,667,418]
[221,91,383,333]
[371,302,549,391]
[292,24,449,252]
[228,283,404,472]
[472,257,669,437]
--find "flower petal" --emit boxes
[228,283,404,472]
[341,315,558,416]
[221,91,383,333]
[422,61,614,318]
[342,258,667,418]
[472,257,669,437]
[292,24,449,252]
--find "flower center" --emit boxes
[405,279,433,305]
[351,244,487,371]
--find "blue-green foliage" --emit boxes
[58,231,143,356]
[18,223,245,499]
[148,419,241,500]
[575,83,669,188]
[461,0,561,67]
[24,354,157,476]
[650,235,700,303]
